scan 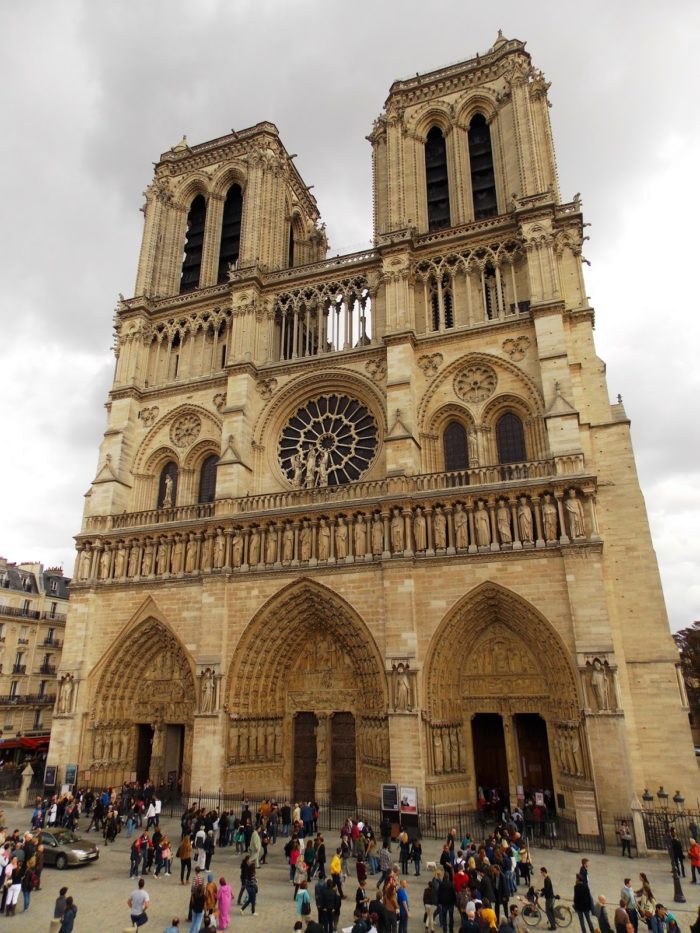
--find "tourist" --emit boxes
[54,885,69,918]
[398,878,410,933]
[574,873,595,933]
[331,847,344,898]
[690,838,700,884]
[59,896,78,933]
[240,861,258,915]
[178,832,193,884]
[296,878,312,919]
[249,826,262,868]
[670,831,685,878]
[618,822,633,858]
[620,878,638,933]
[128,876,150,928]
[399,830,410,874]
[190,881,206,933]
[540,867,556,932]
[636,873,655,922]
[237,854,251,905]
[593,895,612,933]
[163,919,180,933]
[650,904,669,933]
[411,837,423,876]
[616,900,633,933]
[437,871,457,932]
[217,875,232,930]
[204,872,218,917]
[4,857,22,916]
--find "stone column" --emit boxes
[532,495,545,548]
[425,506,435,556]
[445,504,455,555]
[467,504,477,554]
[382,510,391,559]
[488,498,500,552]
[315,713,331,799]
[402,508,413,557]
[554,491,570,545]
[503,714,520,805]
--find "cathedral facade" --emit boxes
[48,34,696,829]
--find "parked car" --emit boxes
[39,828,99,869]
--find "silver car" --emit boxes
[39,829,99,869]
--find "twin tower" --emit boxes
[49,34,694,836]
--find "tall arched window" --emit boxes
[468,114,497,219]
[157,461,178,508]
[425,126,451,231]
[429,274,454,331]
[198,455,219,503]
[180,195,207,293]
[443,421,469,471]
[496,413,526,463]
[217,185,243,282]
[288,224,295,268]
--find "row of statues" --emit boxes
[227,718,282,764]
[358,719,390,768]
[78,490,589,581]
[432,724,463,775]
[91,728,131,767]
[555,725,584,777]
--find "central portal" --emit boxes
[331,712,356,806]
[293,713,318,802]
[472,713,509,809]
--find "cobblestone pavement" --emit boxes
[4,802,700,933]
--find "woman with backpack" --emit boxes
[296,879,312,920]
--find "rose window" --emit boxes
[278,394,378,487]
[454,364,497,403]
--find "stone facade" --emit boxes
[47,33,697,829]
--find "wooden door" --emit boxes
[293,712,317,802]
[331,712,356,806]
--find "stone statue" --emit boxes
[249,527,261,565]
[232,529,243,567]
[475,501,491,546]
[171,536,184,574]
[468,430,478,464]
[542,494,558,541]
[99,548,111,580]
[228,723,239,762]
[335,517,348,559]
[265,525,277,564]
[114,545,126,578]
[57,675,73,714]
[201,533,213,571]
[518,496,533,543]
[213,529,225,568]
[565,488,586,538]
[127,544,140,577]
[300,521,312,561]
[162,473,174,508]
[394,665,411,711]
[283,524,294,562]
[441,728,450,772]
[78,547,91,581]
[433,730,444,773]
[156,537,169,575]
[200,668,215,713]
[454,503,468,549]
[317,449,330,488]
[413,508,427,551]
[434,506,447,549]
[354,514,366,557]
[318,519,330,560]
[305,447,317,488]
[590,658,610,711]
[142,539,154,575]
[570,729,582,775]
[497,499,512,544]
[185,534,197,573]
[449,727,460,772]
[391,507,404,552]
[291,451,304,488]
[316,719,327,763]
[371,514,383,554]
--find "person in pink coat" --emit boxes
[217,876,232,930]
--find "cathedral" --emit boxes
[48,33,696,832]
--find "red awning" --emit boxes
[20,737,49,749]
[0,740,22,750]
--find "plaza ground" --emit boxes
[6,802,700,933]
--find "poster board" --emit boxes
[573,790,599,836]
[44,765,57,787]
[381,783,399,811]
[399,786,418,814]
[64,764,77,786]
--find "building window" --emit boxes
[443,422,469,471]
[429,274,454,331]
[217,184,243,283]
[496,412,526,463]
[288,224,295,268]
[21,601,30,616]
[49,579,58,594]
[33,710,41,730]
[180,194,207,293]
[47,627,55,643]
[50,603,57,619]
[425,126,451,231]
[9,682,17,699]
[39,681,46,697]
[468,113,497,219]
[157,461,178,509]
[198,455,219,504]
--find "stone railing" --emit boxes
[74,478,600,585]
[84,502,216,533]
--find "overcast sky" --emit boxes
[0,1,698,631]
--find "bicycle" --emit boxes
[519,890,573,928]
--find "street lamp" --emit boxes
[657,785,686,903]
[642,789,654,811]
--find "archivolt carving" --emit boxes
[171,413,202,447]
[424,582,580,722]
[454,364,498,403]
[226,579,387,717]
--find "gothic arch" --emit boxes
[455,93,499,128]
[410,105,455,140]
[210,163,248,199]
[133,404,223,474]
[173,174,212,211]
[424,581,581,722]
[226,578,389,717]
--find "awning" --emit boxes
[20,737,49,749]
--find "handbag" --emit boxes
[302,895,311,916]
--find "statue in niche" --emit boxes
[257,721,265,760]
[114,545,126,578]
[454,503,468,548]
[265,525,277,564]
[93,731,104,762]
[475,501,491,546]
[433,731,444,773]
[232,529,243,567]
[497,499,512,544]
[354,514,366,557]
[291,451,304,488]
[393,663,412,711]
[371,514,383,554]
[318,519,331,560]
[518,496,534,543]
[317,449,330,488]
[542,494,558,541]
[156,537,169,575]
[305,447,317,488]
[449,727,460,772]
[570,729,583,775]
[213,529,225,568]
[300,521,312,561]
[57,675,74,714]
[249,527,261,565]
[99,549,110,580]
[434,506,447,549]
[391,507,404,552]
[201,533,213,571]
[283,524,294,562]
[200,668,215,713]
[228,723,239,761]
[127,544,140,577]
[170,536,184,574]
[78,547,91,581]
[162,473,174,508]
[141,539,154,575]
[266,721,275,760]
[468,431,479,464]
[590,658,611,711]
[185,534,198,573]
[335,517,348,559]
[565,488,586,538]
[413,508,427,551]
[441,727,450,771]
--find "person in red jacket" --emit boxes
[688,838,700,884]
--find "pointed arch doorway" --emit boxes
[88,616,196,791]
[226,580,388,804]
